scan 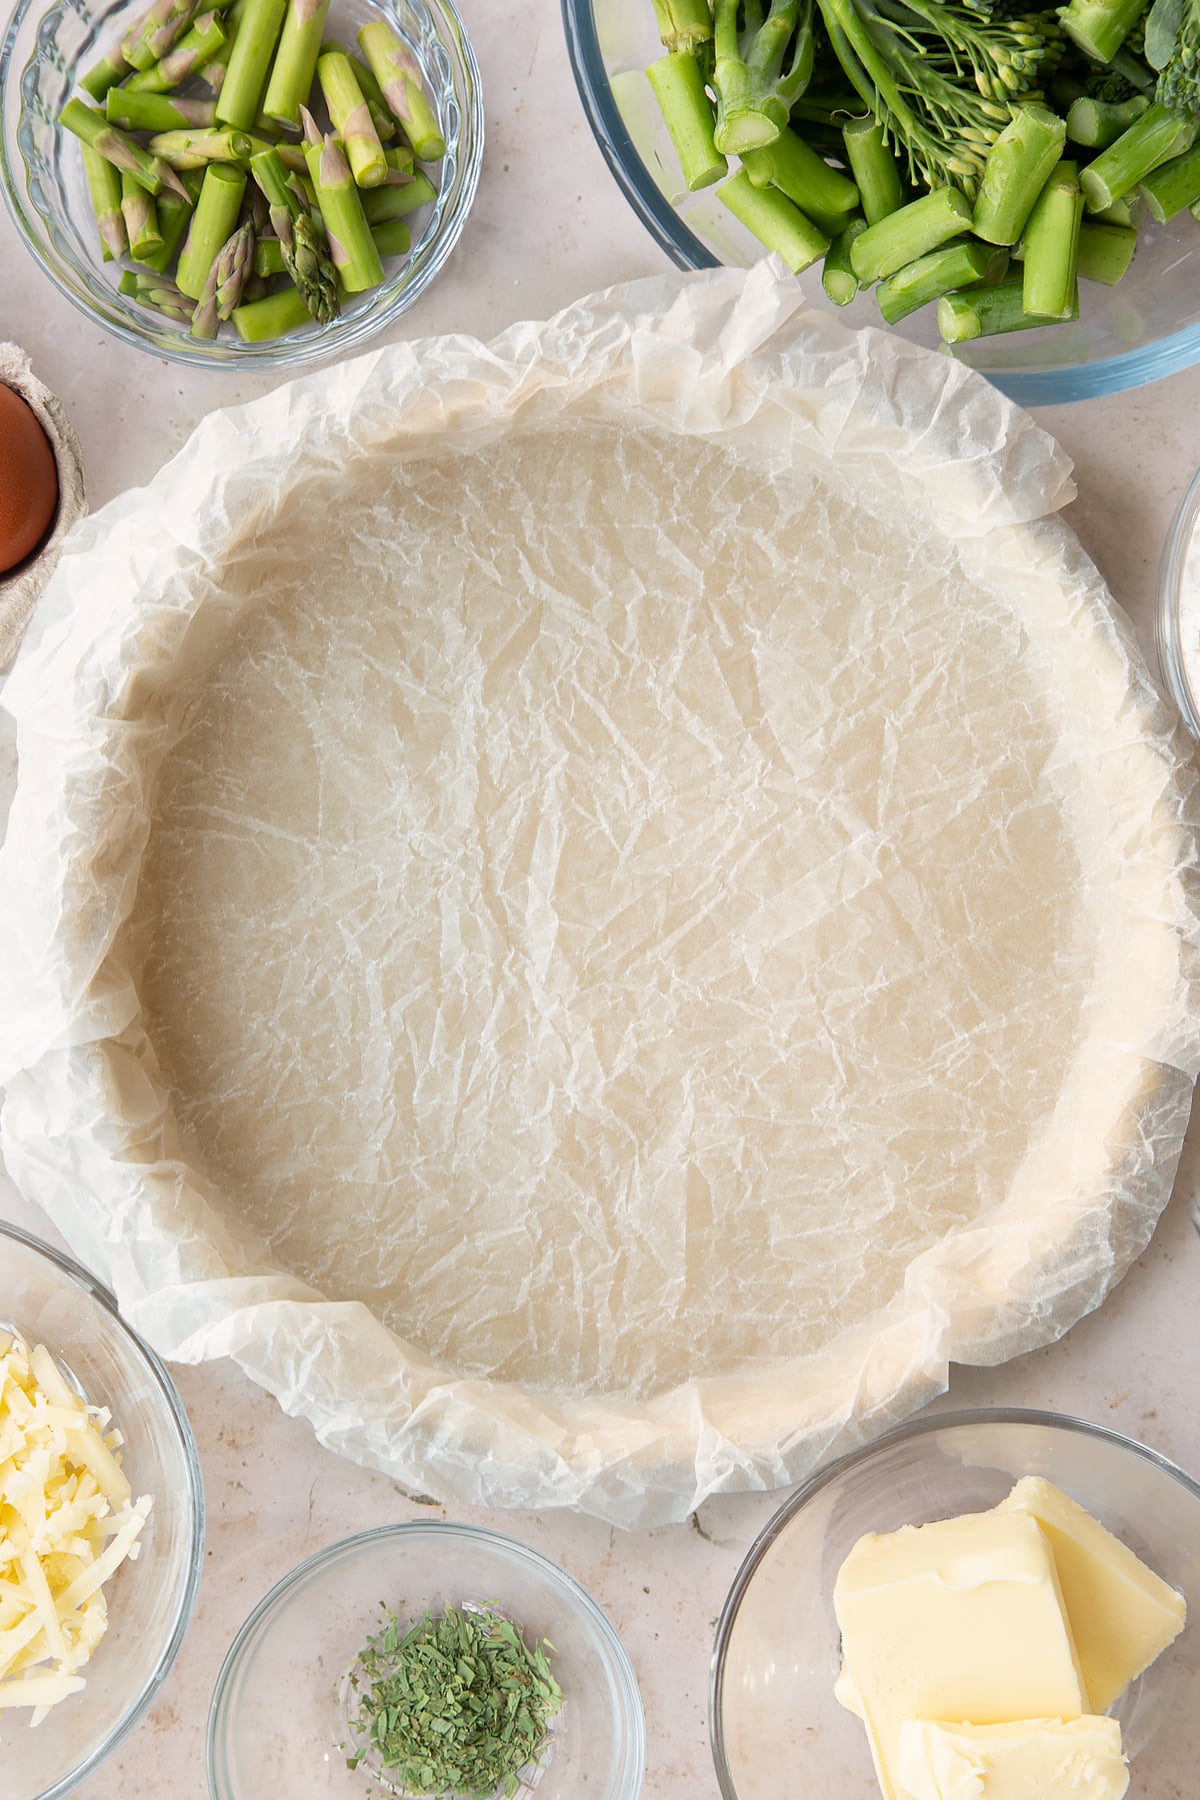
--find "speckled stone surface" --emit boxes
[2,4,1200,1795]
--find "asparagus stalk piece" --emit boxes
[250,145,340,319]
[232,283,315,339]
[80,51,131,99]
[304,133,383,291]
[742,123,858,231]
[1139,142,1200,220]
[651,0,713,50]
[382,145,414,176]
[939,277,1077,341]
[122,0,201,70]
[361,168,436,222]
[136,176,198,271]
[176,161,247,296]
[262,0,331,127]
[370,216,411,257]
[125,9,227,89]
[1022,159,1083,318]
[59,98,191,198]
[317,50,387,186]
[821,217,867,303]
[718,168,830,271]
[321,41,399,141]
[842,116,903,225]
[107,90,218,132]
[148,127,258,166]
[118,269,196,321]
[82,144,127,259]
[216,0,287,129]
[357,21,445,160]
[253,235,287,275]
[1060,0,1148,62]
[647,50,726,191]
[876,239,1004,323]
[851,186,973,282]
[972,105,1066,246]
[1080,105,1198,211]
[191,218,256,335]
[120,170,165,260]
[1066,94,1149,150]
[1076,220,1138,282]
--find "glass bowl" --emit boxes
[0,1219,205,1800]
[207,1521,647,1800]
[710,1408,1200,1799]
[562,0,1200,407]
[0,0,483,368]
[1155,463,1200,738]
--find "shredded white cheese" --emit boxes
[0,1330,151,1724]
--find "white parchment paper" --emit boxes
[2,266,1198,1526]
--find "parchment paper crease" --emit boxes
[2,266,1199,1526]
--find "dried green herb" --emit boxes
[345,1600,563,1798]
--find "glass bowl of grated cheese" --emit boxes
[0,1218,204,1800]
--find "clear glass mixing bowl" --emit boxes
[207,1521,647,1800]
[0,1219,205,1800]
[0,0,483,368]
[562,0,1200,407]
[711,1407,1200,1799]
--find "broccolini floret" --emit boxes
[1145,0,1200,112]
[813,0,1061,195]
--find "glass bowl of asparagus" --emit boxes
[562,0,1200,406]
[0,0,483,363]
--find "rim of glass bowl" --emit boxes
[1155,464,1200,738]
[0,0,483,370]
[707,1405,1200,1800]
[206,1519,648,1800]
[560,0,1200,408]
[0,1217,206,1800]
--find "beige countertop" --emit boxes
[3,3,1200,1795]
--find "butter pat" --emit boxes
[998,1477,1187,1711]
[896,1717,1130,1800]
[833,1511,1088,1800]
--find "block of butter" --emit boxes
[896,1717,1130,1800]
[998,1476,1187,1712]
[833,1510,1089,1800]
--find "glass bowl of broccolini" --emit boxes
[0,0,482,365]
[563,0,1200,405]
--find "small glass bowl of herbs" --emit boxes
[206,1522,646,1800]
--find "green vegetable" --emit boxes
[710,0,815,153]
[215,0,287,129]
[1066,94,1150,149]
[1022,156,1083,317]
[106,89,217,133]
[1059,0,1148,64]
[813,0,1060,199]
[303,132,383,293]
[647,49,727,189]
[124,10,227,92]
[346,1603,563,1800]
[850,185,974,281]
[232,283,314,340]
[842,115,903,224]
[651,0,715,50]
[1145,0,1200,111]
[175,161,245,297]
[972,105,1066,246]
[261,0,330,127]
[937,275,1076,338]
[82,144,127,260]
[1076,218,1139,279]
[718,166,830,268]
[250,145,339,322]
[1138,138,1200,215]
[1079,102,1197,210]
[822,216,868,301]
[317,50,387,187]
[741,122,858,232]
[876,238,1006,321]
[358,21,446,161]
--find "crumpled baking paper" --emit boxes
[2,265,1199,1528]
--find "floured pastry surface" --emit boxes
[128,423,1087,1399]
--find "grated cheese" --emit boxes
[0,1330,152,1723]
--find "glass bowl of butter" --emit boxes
[711,1408,1197,1800]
